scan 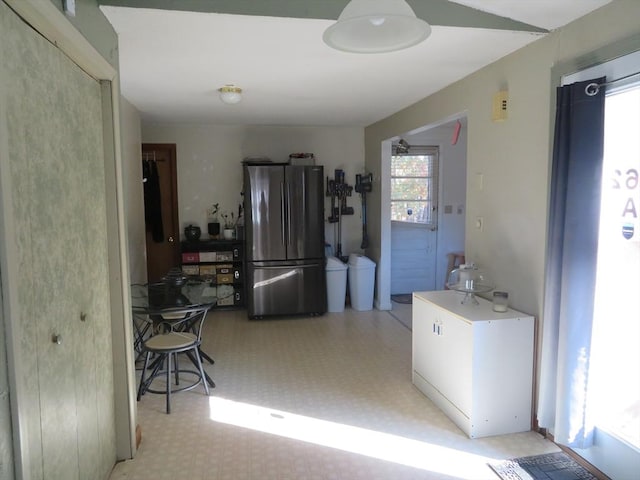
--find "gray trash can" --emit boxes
[326,256,348,312]
[348,254,376,311]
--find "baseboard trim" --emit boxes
[539,430,610,479]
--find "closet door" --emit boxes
[0,3,115,478]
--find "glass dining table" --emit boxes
[130,281,217,386]
[130,281,217,316]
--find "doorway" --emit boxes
[388,118,467,301]
[142,143,180,282]
[557,48,640,479]
[577,77,640,479]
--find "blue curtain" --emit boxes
[538,77,606,448]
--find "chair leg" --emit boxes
[186,350,215,388]
[166,351,172,414]
[137,351,151,401]
[193,346,210,396]
[174,352,180,386]
[199,348,215,365]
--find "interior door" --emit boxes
[142,144,180,282]
[0,3,116,477]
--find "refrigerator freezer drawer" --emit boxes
[247,261,326,318]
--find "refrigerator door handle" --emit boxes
[287,182,292,246]
[280,181,286,246]
[254,264,319,270]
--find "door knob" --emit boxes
[168,236,175,243]
[52,334,62,345]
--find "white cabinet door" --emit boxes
[413,296,472,416]
[433,310,472,417]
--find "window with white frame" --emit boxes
[390,146,439,226]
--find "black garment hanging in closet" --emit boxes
[143,159,164,242]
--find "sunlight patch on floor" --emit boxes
[209,396,497,478]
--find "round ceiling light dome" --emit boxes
[323,0,431,54]
[218,84,243,104]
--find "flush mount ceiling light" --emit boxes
[218,84,242,104]
[323,0,431,54]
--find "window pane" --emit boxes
[591,85,640,450]
[391,201,432,223]
[391,156,431,176]
[390,148,439,226]
[391,178,428,200]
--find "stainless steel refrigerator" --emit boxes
[244,163,327,318]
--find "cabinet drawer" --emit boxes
[199,265,216,277]
[182,265,199,276]
[215,285,243,306]
[181,252,199,263]
[199,251,217,262]
[216,273,234,284]
[215,263,232,274]
[216,269,242,284]
[216,251,233,262]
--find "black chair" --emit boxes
[137,305,213,413]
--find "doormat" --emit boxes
[488,452,598,480]
[391,294,412,304]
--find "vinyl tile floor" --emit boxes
[110,306,559,480]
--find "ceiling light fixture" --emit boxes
[395,138,410,154]
[323,0,431,54]
[218,85,242,104]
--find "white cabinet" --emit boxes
[412,290,535,438]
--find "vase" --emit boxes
[184,224,201,241]
[208,222,220,238]
[223,228,234,240]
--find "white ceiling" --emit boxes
[101,0,612,127]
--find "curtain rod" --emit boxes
[585,70,640,96]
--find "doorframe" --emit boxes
[0,2,137,476]
[142,143,181,282]
[381,114,467,305]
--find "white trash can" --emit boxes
[326,256,348,312]
[348,254,376,311]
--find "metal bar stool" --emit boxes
[136,305,213,413]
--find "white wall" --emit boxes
[366,0,640,320]
[141,124,366,256]
[120,96,147,283]
[0,273,13,480]
[437,125,467,287]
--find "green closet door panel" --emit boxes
[0,2,116,479]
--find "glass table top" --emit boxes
[130,281,217,314]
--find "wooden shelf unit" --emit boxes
[181,239,245,309]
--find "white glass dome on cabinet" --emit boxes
[446,263,494,305]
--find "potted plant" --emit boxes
[207,203,220,238]
[221,210,237,239]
